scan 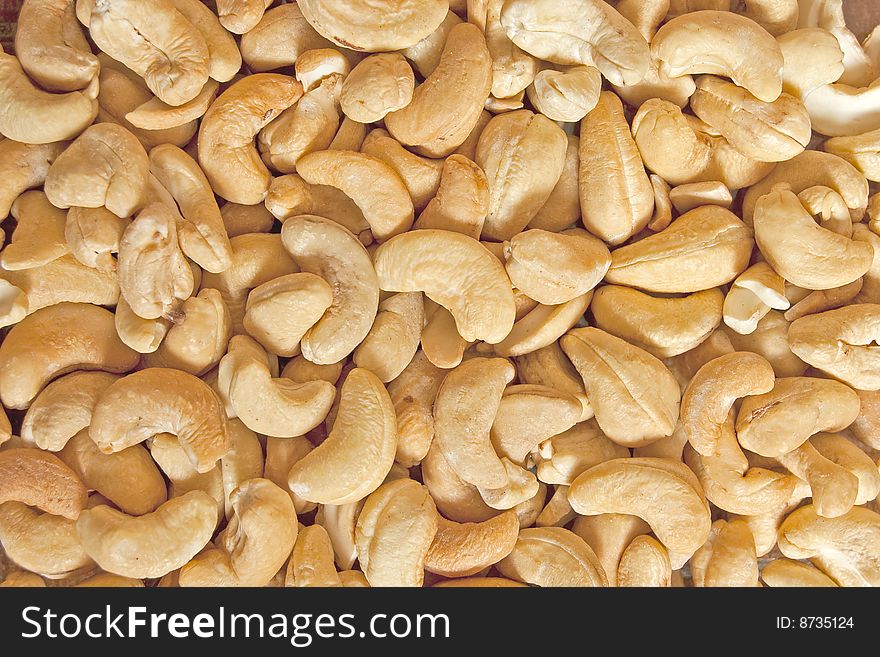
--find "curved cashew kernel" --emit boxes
[571,513,650,587]
[21,371,117,452]
[388,350,446,467]
[569,458,712,563]
[415,154,488,239]
[117,203,194,321]
[125,79,218,131]
[355,478,438,587]
[851,389,880,449]
[617,535,672,588]
[591,286,723,359]
[201,233,299,335]
[88,0,209,106]
[425,510,519,578]
[669,181,733,215]
[288,368,395,505]
[239,4,331,73]
[285,524,342,587]
[374,230,516,344]
[360,129,444,214]
[281,215,379,363]
[45,123,149,219]
[15,0,97,92]
[353,292,423,383]
[691,519,759,587]
[298,0,447,52]
[0,448,87,519]
[0,48,97,144]
[266,175,368,235]
[60,429,167,516]
[788,304,880,389]
[294,48,351,94]
[492,293,592,359]
[497,526,608,587]
[0,140,66,220]
[724,310,808,378]
[113,297,168,355]
[340,54,414,124]
[777,504,880,587]
[0,302,137,410]
[824,128,880,183]
[527,66,601,123]
[90,367,229,473]
[514,343,592,421]
[243,273,333,358]
[652,11,783,102]
[761,558,838,587]
[221,202,274,238]
[754,188,872,290]
[490,384,581,466]
[778,28,845,99]
[198,74,303,204]
[561,327,680,447]
[690,75,811,162]
[529,134,580,233]
[420,441,499,523]
[742,150,869,223]
[578,92,654,245]
[477,457,539,510]
[735,377,861,458]
[385,23,492,158]
[500,0,649,86]
[433,357,514,489]
[65,206,127,272]
[0,501,92,578]
[213,0,270,34]
[776,440,859,518]
[812,433,880,504]
[168,0,239,83]
[0,191,68,270]
[148,144,232,274]
[503,229,609,305]
[295,150,413,242]
[606,205,752,293]
[536,421,629,486]
[681,351,776,456]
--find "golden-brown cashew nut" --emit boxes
[777,504,880,587]
[561,327,680,447]
[477,457,540,510]
[415,154,488,238]
[527,66,601,123]
[60,429,167,516]
[604,205,753,293]
[724,310,808,378]
[492,293,592,359]
[65,206,127,272]
[294,150,414,241]
[497,526,608,587]
[355,478,438,587]
[400,8,459,78]
[425,510,519,578]
[534,484,576,528]
[475,109,568,241]
[851,389,880,449]
[652,11,783,102]
[239,4,332,72]
[503,229,609,305]
[353,292,423,383]
[75,573,144,587]
[680,351,776,456]
[0,502,93,578]
[281,215,380,363]
[263,436,315,515]
[113,297,169,355]
[578,91,654,245]
[385,23,492,158]
[374,230,516,344]
[433,577,525,588]
[669,180,733,214]
[124,79,218,131]
[90,367,229,473]
[78,491,218,579]
[287,368,396,505]
[388,350,446,467]
[340,54,414,124]
[198,74,303,204]
[778,27,845,99]
[0,191,68,270]
[150,433,224,518]
[569,458,712,567]
[88,0,209,106]
[761,558,838,587]
[735,377,861,458]
[776,440,859,519]
[499,0,649,86]
[221,202,274,238]
[148,144,232,274]
[293,48,351,93]
[168,0,240,83]
[217,419,263,519]
[15,0,98,92]
[691,519,759,587]
[811,432,880,504]
[753,188,873,290]
[242,273,333,358]
[215,0,270,34]
[788,304,880,390]
[536,421,629,486]
[723,261,790,335]
[0,302,138,410]
[617,535,671,588]
[421,441,499,522]
[0,448,87,519]
[0,47,97,144]
[591,286,723,359]
[20,371,117,452]
[285,524,342,587]
[433,357,514,489]
[689,75,811,162]
[0,140,66,220]
[44,123,149,219]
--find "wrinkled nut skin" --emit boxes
[561,328,680,447]
[90,368,230,473]
[496,526,608,587]
[76,491,217,579]
[385,23,493,158]
[788,304,880,390]
[0,302,138,410]
[0,448,88,519]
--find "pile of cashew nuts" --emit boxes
[1,0,880,589]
